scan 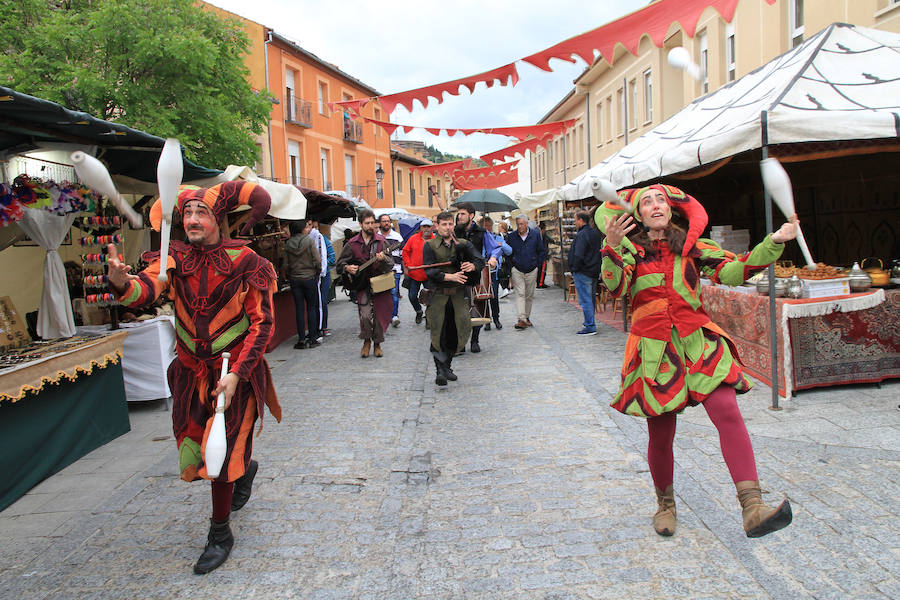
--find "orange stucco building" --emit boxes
[202,3,392,208]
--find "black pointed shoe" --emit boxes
[231,460,258,512]
[193,518,234,574]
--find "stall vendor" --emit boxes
[107,181,281,574]
[599,184,797,539]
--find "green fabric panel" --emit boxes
[211,314,250,354]
[671,255,702,309]
[631,273,663,296]
[639,337,666,382]
[121,282,142,306]
[174,319,196,353]
[0,362,130,511]
[225,249,242,259]
[179,438,202,475]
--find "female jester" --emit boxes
[598,183,796,539]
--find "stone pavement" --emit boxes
[1,285,898,599]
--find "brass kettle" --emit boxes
[862,258,890,287]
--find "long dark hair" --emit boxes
[630,221,689,258]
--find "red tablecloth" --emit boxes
[701,286,895,397]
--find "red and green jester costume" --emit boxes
[597,184,785,418]
[117,181,282,484]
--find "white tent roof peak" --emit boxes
[561,22,900,195]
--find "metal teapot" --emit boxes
[847,261,872,292]
[862,258,890,287]
[756,272,788,297]
[787,275,805,299]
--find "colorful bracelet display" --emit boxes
[79,216,121,226]
[85,293,117,304]
[79,234,122,246]
[81,253,122,264]
[82,275,109,287]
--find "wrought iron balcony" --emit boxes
[285,95,313,127]
[343,117,364,143]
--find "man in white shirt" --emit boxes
[378,214,404,327]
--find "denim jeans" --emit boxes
[408,278,423,315]
[391,271,402,317]
[572,272,597,330]
[290,277,320,341]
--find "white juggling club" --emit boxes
[590,179,618,204]
[156,138,183,283]
[205,351,231,479]
[667,46,702,81]
[759,157,816,270]
[70,152,143,228]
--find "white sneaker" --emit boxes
[392,316,400,327]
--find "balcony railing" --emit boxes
[289,176,314,188]
[343,117,363,143]
[285,95,313,127]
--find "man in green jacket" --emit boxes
[423,211,484,386]
[284,220,321,349]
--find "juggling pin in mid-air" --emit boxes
[591,179,618,204]
[205,352,231,479]
[70,152,143,228]
[759,157,816,270]
[155,138,183,283]
[667,46,702,81]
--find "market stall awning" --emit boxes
[0,85,221,183]
[548,23,900,199]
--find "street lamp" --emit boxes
[375,165,385,202]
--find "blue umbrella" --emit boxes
[398,216,424,241]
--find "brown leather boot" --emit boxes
[373,343,383,357]
[360,340,370,358]
[736,480,792,538]
[653,485,676,536]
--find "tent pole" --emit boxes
[761,111,781,411]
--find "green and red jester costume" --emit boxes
[597,185,784,418]
[596,183,793,540]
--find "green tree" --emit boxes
[0,0,272,169]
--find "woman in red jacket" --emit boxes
[401,219,434,324]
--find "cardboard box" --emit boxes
[0,296,32,352]
[801,277,851,299]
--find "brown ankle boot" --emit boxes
[373,343,383,357]
[736,480,792,538]
[653,485,676,536]
[360,340,370,358]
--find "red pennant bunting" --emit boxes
[409,159,473,177]
[480,134,555,166]
[330,1,775,117]
[362,116,574,141]
[451,160,519,181]
[376,62,519,113]
[521,0,771,70]
[453,169,519,191]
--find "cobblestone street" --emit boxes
[1,287,898,599]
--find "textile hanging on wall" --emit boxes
[16,208,78,339]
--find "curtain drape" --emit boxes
[17,208,77,339]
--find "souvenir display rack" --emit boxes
[77,216,123,329]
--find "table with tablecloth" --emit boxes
[0,331,130,511]
[701,285,898,397]
[78,316,176,402]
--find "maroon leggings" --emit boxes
[211,481,234,522]
[647,384,758,490]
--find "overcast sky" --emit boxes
[206,0,645,159]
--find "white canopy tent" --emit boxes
[519,23,900,207]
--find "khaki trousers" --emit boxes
[511,267,537,321]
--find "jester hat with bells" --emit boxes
[594,184,707,257]
[149,180,271,236]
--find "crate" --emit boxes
[801,277,850,299]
